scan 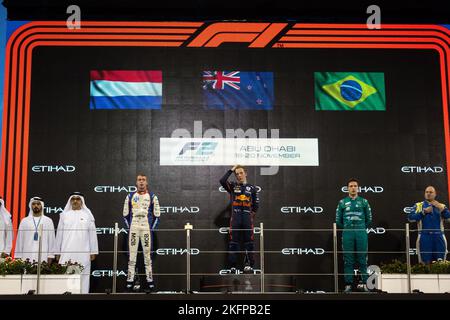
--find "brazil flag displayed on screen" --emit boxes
[315,72,385,111]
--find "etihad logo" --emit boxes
[367,227,386,234]
[92,270,127,277]
[219,268,261,275]
[281,206,324,214]
[219,227,261,234]
[94,186,137,193]
[156,248,200,255]
[401,166,443,173]
[45,207,64,214]
[32,165,76,173]
[404,207,415,214]
[341,186,384,193]
[96,227,128,235]
[281,248,325,255]
[160,206,200,214]
[219,186,262,193]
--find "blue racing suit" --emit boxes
[408,201,450,263]
[220,170,259,268]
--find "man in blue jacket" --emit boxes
[408,186,450,264]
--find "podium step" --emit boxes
[200,275,296,293]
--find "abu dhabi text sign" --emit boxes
[160,138,319,166]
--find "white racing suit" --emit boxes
[123,191,160,283]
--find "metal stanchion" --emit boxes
[260,223,264,293]
[333,223,338,293]
[185,223,193,293]
[405,223,411,294]
[37,224,44,294]
[112,222,119,294]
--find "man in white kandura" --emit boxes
[0,197,13,258]
[15,196,56,263]
[55,192,99,293]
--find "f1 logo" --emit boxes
[178,142,218,155]
[188,22,287,47]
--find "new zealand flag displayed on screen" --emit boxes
[202,71,274,110]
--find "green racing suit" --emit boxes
[336,196,372,285]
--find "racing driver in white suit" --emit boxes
[123,174,160,292]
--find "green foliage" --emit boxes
[380,259,407,274]
[380,259,450,274]
[411,263,430,274]
[0,258,28,276]
[0,258,84,276]
[429,260,450,274]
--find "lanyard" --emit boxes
[32,216,42,241]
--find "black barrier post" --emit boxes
[185,223,193,293]
[260,222,264,293]
[333,223,338,293]
[405,223,412,294]
[37,224,43,295]
[112,222,118,294]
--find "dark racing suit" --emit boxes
[220,170,259,268]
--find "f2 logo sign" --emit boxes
[178,142,218,156]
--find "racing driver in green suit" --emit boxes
[336,178,372,293]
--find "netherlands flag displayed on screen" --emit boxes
[89,70,162,109]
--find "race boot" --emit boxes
[344,284,352,293]
[125,281,134,293]
[228,241,239,273]
[133,268,141,292]
[243,265,254,274]
[244,242,255,270]
[144,280,156,293]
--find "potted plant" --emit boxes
[0,258,84,294]
[0,258,26,294]
[380,259,450,293]
[21,260,84,294]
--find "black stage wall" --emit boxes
[22,33,448,292]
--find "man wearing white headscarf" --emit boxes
[14,197,56,263]
[0,197,13,258]
[55,192,98,293]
